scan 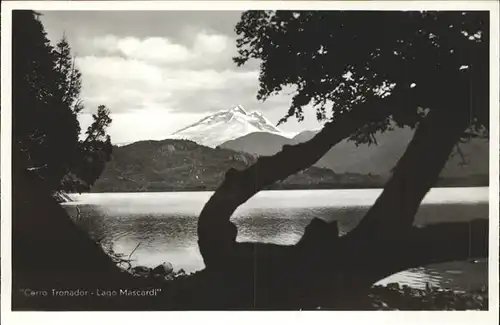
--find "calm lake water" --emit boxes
[63,187,489,291]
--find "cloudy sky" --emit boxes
[39,11,323,144]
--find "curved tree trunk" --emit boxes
[12,89,487,310]
[195,84,487,309]
[197,89,409,267]
[12,155,171,310]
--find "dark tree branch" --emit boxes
[401,219,488,269]
[66,56,76,105]
[196,71,478,307]
[13,155,488,310]
[345,219,488,288]
[454,143,469,166]
[277,217,488,309]
[350,102,472,240]
[197,89,412,267]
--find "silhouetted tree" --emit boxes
[11,10,490,311]
[195,10,489,308]
[235,11,488,141]
[64,105,113,193]
[12,10,112,195]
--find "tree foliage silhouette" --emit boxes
[12,10,112,195]
[11,10,490,311]
[234,11,488,144]
[194,10,488,309]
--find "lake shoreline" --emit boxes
[66,184,490,195]
[66,188,488,295]
[120,262,488,310]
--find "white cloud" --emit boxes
[88,35,194,64]
[77,55,258,91]
[119,36,194,63]
[78,103,322,145]
[79,109,207,144]
[73,31,254,115]
[84,31,232,65]
[40,11,322,143]
[167,68,258,90]
[75,53,259,114]
[78,55,163,84]
[193,31,229,54]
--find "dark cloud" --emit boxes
[40,10,242,45]
[40,10,257,73]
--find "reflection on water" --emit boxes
[64,188,489,291]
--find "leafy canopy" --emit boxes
[12,10,113,194]
[234,11,489,144]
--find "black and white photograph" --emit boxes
[1,0,499,322]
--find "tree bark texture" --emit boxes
[11,83,488,309]
[194,80,487,308]
[197,89,413,267]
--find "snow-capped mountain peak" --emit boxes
[232,105,248,115]
[169,105,290,147]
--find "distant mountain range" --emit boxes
[92,139,394,192]
[168,105,294,148]
[92,105,488,192]
[92,138,486,193]
[221,128,489,178]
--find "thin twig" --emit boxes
[75,206,81,220]
[128,242,142,260]
[455,143,468,166]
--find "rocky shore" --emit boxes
[368,283,487,310]
[123,261,488,311]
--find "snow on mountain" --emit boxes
[169,105,293,147]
